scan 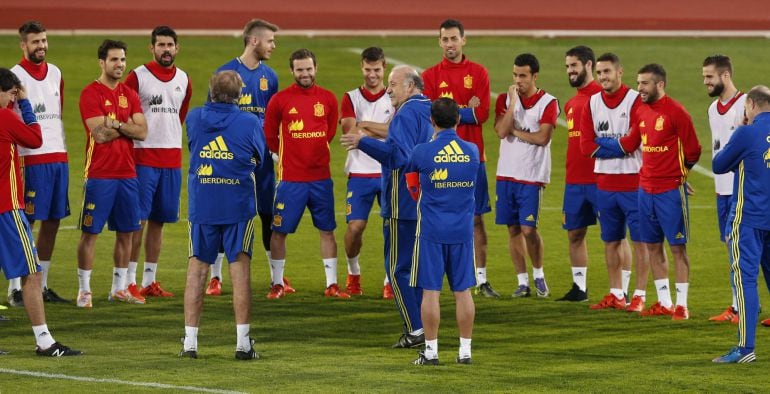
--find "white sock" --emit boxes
[323,258,338,287]
[127,261,138,285]
[732,289,738,311]
[424,339,438,359]
[211,253,224,280]
[384,275,390,285]
[77,269,92,293]
[633,289,646,301]
[111,267,128,294]
[266,251,272,282]
[39,260,51,289]
[347,255,361,275]
[8,277,21,294]
[532,267,544,279]
[236,324,251,351]
[621,270,632,295]
[459,337,472,359]
[142,262,157,288]
[610,288,624,299]
[184,326,198,351]
[654,278,672,308]
[32,324,55,349]
[517,273,529,286]
[675,282,689,307]
[476,267,487,284]
[410,328,424,336]
[572,267,587,291]
[270,259,285,286]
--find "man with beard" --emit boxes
[264,49,347,299]
[421,19,497,298]
[556,45,602,302]
[702,54,746,324]
[601,64,701,319]
[76,40,147,307]
[8,21,70,306]
[207,19,282,297]
[580,53,646,311]
[124,26,192,300]
[339,47,394,298]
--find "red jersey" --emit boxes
[422,56,490,161]
[619,95,701,193]
[563,81,601,184]
[0,108,42,213]
[79,81,143,179]
[264,83,338,182]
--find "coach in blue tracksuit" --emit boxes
[181,71,264,360]
[712,85,770,364]
[340,65,432,348]
[406,97,479,365]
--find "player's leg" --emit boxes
[108,178,144,304]
[473,163,495,296]
[592,190,626,307]
[448,241,475,364]
[558,184,596,301]
[627,240,650,312]
[411,238,441,363]
[658,186,691,319]
[518,184,547,297]
[267,181,307,298]
[390,219,424,348]
[181,222,218,358]
[223,219,258,359]
[130,165,159,290]
[37,219,68,302]
[255,155,276,279]
[75,178,117,307]
[496,180,529,296]
[638,189,672,316]
[309,179,345,297]
[344,177,378,295]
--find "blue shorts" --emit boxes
[272,179,336,233]
[188,219,255,264]
[255,153,275,215]
[346,176,381,222]
[136,165,181,223]
[495,180,542,227]
[23,162,70,221]
[413,238,476,291]
[79,178,141,234]
[474,163,492,215]
[716,194,732,242]
[0,210,40,280]
[562,183,598,230]
[597,189,640,242]
[638,186,689,245]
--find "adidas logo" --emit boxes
[525,214,535,221]
[175,86,182,92]
[105,99,112,106]
[433,140,470,163]
[574,272,584,277]
[713,140,721,151]
[288,107,298,114]
[144,268,153,272]
[568,107,573,115]
[659,285,668,291]
[199,136,234,160]
[620,112,627,118]
[439,81,448,88]
[675,232,685,239]
[639,121,646,128]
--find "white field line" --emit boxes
[0,368,246,394]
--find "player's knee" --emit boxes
[347,220,367,235]
[567,228,587,244]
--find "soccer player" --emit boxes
[0,68,81,356]
[602,64,701,319]
[124,26,192,299]
[339,47,394,298]
[76,40,148,307]
[494,53,559,298]
[556,45,602,302]
[264,49,346,299]
[341,65,431,348]
[711,85,770,364]
[421,19,497,298]
[8,21,69,306]
[702,55,746,323]
[580,53,646,311]
[407,97,479,366]
[208,19,281,296]
[181,71,263,360]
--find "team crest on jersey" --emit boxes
[439,92,454,99]
[273,214,282,227]
[439,81,449,88]
[314,102,325,117]
[260,76,268,91]
[289,107,298,114]
[239,94,252,105]
[655,116,665,131]
[118,95,128,108]
[430,168,448,181]
[288,120,304,131]
[464,75,473,89]
[25,202,34,215]
[196,164,213,176]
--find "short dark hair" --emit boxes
[98,39,127,60]
[746,85,770,107]
[290,48,316,69]
[440,19,464,37]
[243,19,279,47]
[361,47,386,64]
[514,53,540,74]
[638,63,667,85]
[209,71,243,104]
[565,46,595,67]
[0,68,22,92]
[431,97,460,129]
[596,52,621,67]
[703,54,733,76]
[18,21,45,42]
[151,25,178,45]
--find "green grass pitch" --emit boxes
[0,34,769,392]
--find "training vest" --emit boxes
[132,65,189,150]
[708,92,746,195]
[590,89,641,174]
[343,88,393,175]
[11,63,66,158]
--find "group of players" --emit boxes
[1,17,769,364]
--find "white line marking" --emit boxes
[0,368,246,394]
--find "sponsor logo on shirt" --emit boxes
[597,121,610,132]
[199,136,234,160]
[239,94,252,105]
[439,91,454,100]
[149,95,163,106]
[196,164,213,176]
[566,117,574,131]
[430,168,448,181]
[288,120,304,132]
[434,140,470,163]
